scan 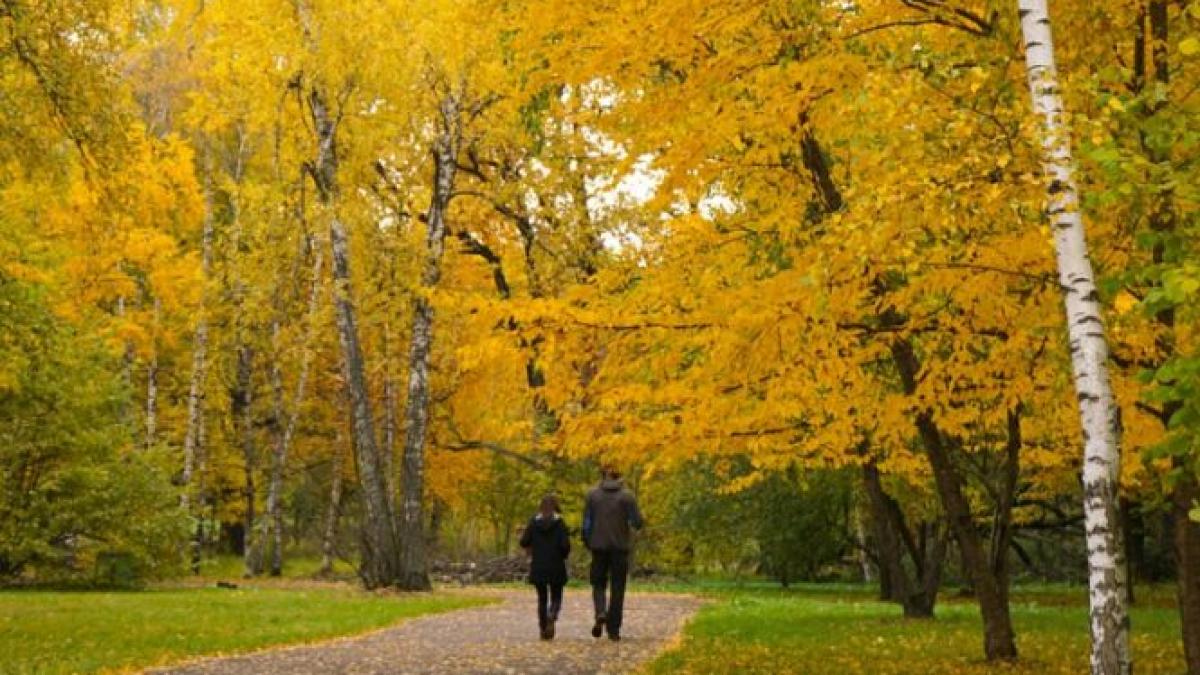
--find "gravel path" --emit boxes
[153,589,702,675]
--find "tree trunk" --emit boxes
[117,295,135,422]
[853,502,874,583]
[1175,472,1200,673]
[265,325,285,576]
[236,343,260,578]
[1017,2,1131,671]
[863,462,913,607]
[262,242,323,577]
[182,171,214,573]
[878,555,895,602]
[181,314,208,511]
[1120,497,1139,606]
[307,85,400,589]
[1141,4,1197,669]
[862,461,945,618]
[318,435,345,577]
[144,298,160,450]
[192,391,210,574]
[891,338,1016,658]
[396,94,462,592]
[382,322,398,507]
[919,411,1016,659]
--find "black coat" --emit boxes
[520,514,570,585]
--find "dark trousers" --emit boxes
[590,548,630,634]
[534,581,564,626]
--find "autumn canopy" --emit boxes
[1,0,1198,672]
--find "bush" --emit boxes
[0,277,188,583]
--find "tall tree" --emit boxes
[1017,1,1130,672]
[397,90,464,591]
[307,81,402,588]
[261,238,324,576]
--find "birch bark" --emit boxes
[236,342,259,577]
[182,172,214,573]
[396,93,461,591]
[319,433,345,577]
[307,84,401,588]
[1017,2,1130,671]
[261,241,323,576]
[181,169,214,514]
[382,322,397,509]
[144,298,160,450]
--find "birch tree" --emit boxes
[180,177,214,573]
[1017,1,1130,672]
[261,239,323,576]
[309,83,402,588]
[396,90,464,591]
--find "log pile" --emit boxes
[430,555,528,585]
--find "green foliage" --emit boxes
[0,587,491,674]
[647,462,852,582]
[0,275,186,582]
[754,472,852,586]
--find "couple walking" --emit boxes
[519,468,643,641]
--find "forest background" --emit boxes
[1,0,1198,672]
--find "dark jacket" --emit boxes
[582,479,644,552]
[520,513,570,585]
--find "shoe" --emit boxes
[608,632,621,642]
[591,612,606,638]
[546,618,556,640]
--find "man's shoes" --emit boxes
[546,617,556,640]
[607,631,621,642]
[591,612,606,638]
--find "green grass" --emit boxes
[0,585,490,674]
[644,583,1184,674]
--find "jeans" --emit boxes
[590,548,630,635]
[534,581,564,626]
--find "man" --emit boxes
[581,466,643,641]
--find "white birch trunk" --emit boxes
[853,502,874,583]
[397,93,461,591]
[183,163,216,575]
[319,433,346,577]
[181,177,214,515]
[144,297,160,450]
[307,83,401,588]
[291,0,400,587]
[237,342,259,578]
[180,324,207,512]
[1017,2,1130,672]
[192,412,208,574]
[117,295,135,423]
[261,241,323,576]
[382,321,397,509]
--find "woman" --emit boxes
[520,493,571,640]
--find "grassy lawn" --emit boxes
[644,583,1184,674]
[0,585,490,674]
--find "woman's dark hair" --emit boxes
[539,493,561,513]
